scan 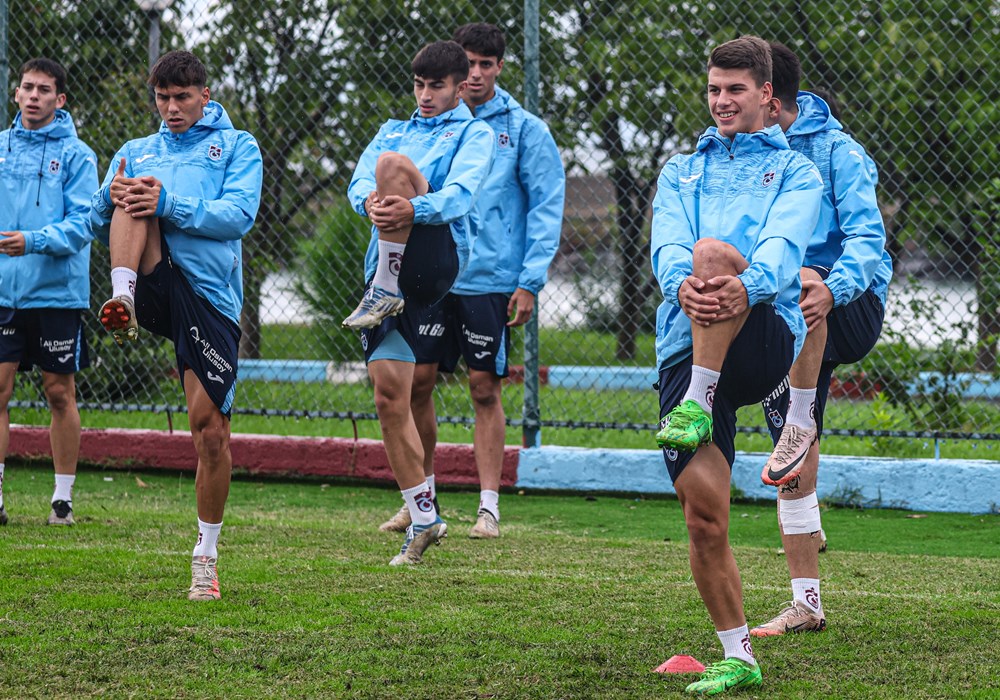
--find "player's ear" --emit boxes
[768,97,781,119]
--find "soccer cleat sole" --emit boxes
[99,299,139,345]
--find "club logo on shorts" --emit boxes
[762,171,775,186]
[48,159,61,174]
[414,490,435,513]
[498,132,510,147]
[664,447,679,462]
[208,144,223,160]
[360,331,369,351]
[767,408,784,429]
[388,251,403,276]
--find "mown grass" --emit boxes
[0,461,997,699]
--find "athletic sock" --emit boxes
[192,519,223,558]
[0,462,5,508]
[426,474,436,500]
[52,474,75,504]
[372,240,405,294]
[401,482,437,526]
[717,625,756,665]
[786,387,817,429]
[682,365,720,413]
[111,267,137,300]
[478,489,500,521]
[792,577,822,616]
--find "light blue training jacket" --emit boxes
[348,102,496,284]
[787,91,892,306]
[91,101,263,325]
[0,110,98,309]
[450,87,565,296]
[651,124,824,371]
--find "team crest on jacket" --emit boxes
[208,144,223,160]
[762,171,775,186]
[498,132,510,147]
[48,159,61,174]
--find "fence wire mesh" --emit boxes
[4,1,999,445]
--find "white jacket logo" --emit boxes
[208,144,223,160]
[762,171,775,187]
[48,159,61,174]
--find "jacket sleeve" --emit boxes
[24,142,99,257]
[823,142,887,306]
[158,132,263,241]
[516,118,565,295]
[347,123,388,218]
[410,121,496,225]
[90,144,132,245]
[739,158,823,306]
[650,158,695,305]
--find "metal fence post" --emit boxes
[521,0,542,449]
[0,0,8,127]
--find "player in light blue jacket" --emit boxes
[380,23,565,540]
[750,42,893,640]
[651,37,823,695]
[0,58,98,528]
[346,41,495,566]
[91,51,263,601]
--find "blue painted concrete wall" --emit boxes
[516,447,1000,514]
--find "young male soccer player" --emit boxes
[91,51,263,600]
[750,42,891,637]
[651,36,823,694]
[347,40,495,564]
[379,23,565,539]
[0,58,98,527]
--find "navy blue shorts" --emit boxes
[763,268,885,441]
[360,224,458,364]
[0,307,90,374]
[659,304,795,483]
[412,292,511,377]
[135,258,241,417]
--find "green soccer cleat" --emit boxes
[684,658,762,695]
[655,400,713,451]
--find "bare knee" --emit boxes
[374,385,410,422]
[469,375,501,409]
[692,238,746,278]
[43,376,76,415]
[683,507,729,548]
[194,421,230,461]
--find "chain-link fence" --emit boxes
[4,1,999,446]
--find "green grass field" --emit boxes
[0,461,997,699]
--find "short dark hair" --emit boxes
[769,42,801,106]
[411,41,470,83]
[708,35,772,88]
[148,50,208,89]
[20,58,67,94]
[452,23,506,60]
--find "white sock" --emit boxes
[792,577,822,615]
[53,474,75,504]
[111,267,137,300]
[426,474,436,499]
[0,462,5,508]
[787,387,817,429]
[401,482,437,526]
[479,489,500,520]
[372,240,406,294]
[717,625,756,665]
[193,519,223,558]
[682,365,721,413]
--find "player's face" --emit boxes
[707,67,772,138]
[464,51,503,108]
[155,83,210,133]
[413,75,466,118]
[14,71,66,130]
